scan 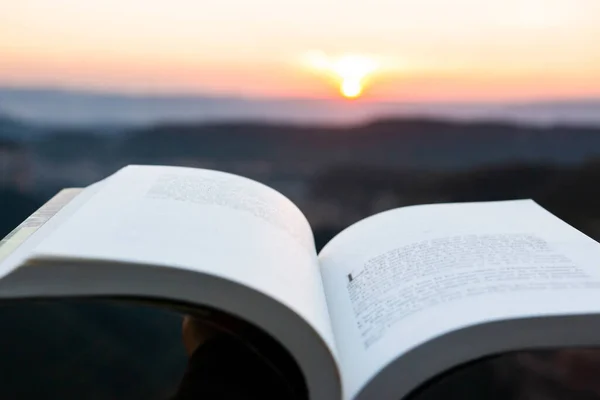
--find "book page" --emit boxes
[31,165,336,350]
[319,200,600,399]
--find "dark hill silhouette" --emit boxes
[0,116,599,170]
[0,112,40,139]
[307,159,600,241]
[33,130,114,163]
[91,118,600,172]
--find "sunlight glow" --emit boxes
[340,78,362,98]
[306,52,379,99]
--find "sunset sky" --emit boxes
[1,0,600,101]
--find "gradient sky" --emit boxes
[1,0,600,101]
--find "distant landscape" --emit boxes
[2,91,600,241]
[2,86,600,127]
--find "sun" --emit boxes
[340,78,362,98]
[306,52,379,99]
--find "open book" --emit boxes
[3,165,600,400]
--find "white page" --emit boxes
[32,165,336,350]
[319,200,600,399]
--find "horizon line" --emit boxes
[2,83,600,106]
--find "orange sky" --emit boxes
[1,0,600,101]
